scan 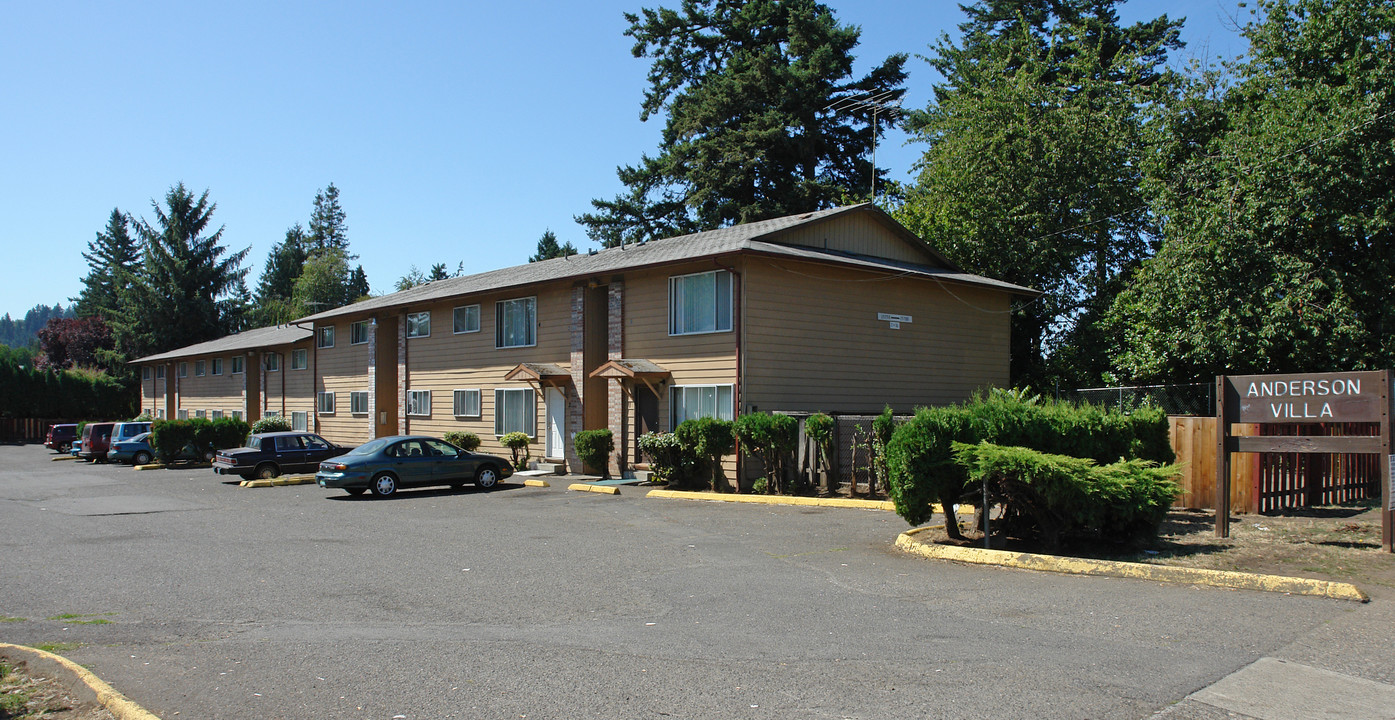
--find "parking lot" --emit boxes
[0,444,1373,719]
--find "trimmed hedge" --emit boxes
[733,412,798,494]
[574,428,615,477]
[675,417,734,491]
[500,431,531,469]
[443,431,481,452]
[150,417,249,464]
[637,431,703,486]
[885,391,1175,539]
[251,416,292,434]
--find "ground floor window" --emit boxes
[177,409,189,420]
[351,391,369,415]
[291,411,307,431]
[408,390,431,417]
[318,391,335,414]
[494,388,535,436]
[670,384,734,427]
[454,389,481,418]
[231,410,243,422]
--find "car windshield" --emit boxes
[132,433,150,443]
[346,438,391,456]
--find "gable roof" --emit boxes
[296,204,1036,324]
[130,324,312,364]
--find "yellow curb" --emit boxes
[895,531,1370,602]
[245,479,273,488]
[133,463,164,471]
[50,455,80,462]
[569,483,620,495]
[646,488,940,512]
[0,642,161,720]
[238,480,249,487]
[523,479,551,487]
[271,477,292,486]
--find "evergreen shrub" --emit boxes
[675,417,734,491]
[733,412,798,494]
[637,432,702,486]
[251,416,292,434]
[443,431,481,452]
[574,429,615,477]
[500,431,531,468]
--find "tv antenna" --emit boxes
[825,90,904,202]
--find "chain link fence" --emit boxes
[1061,383,1214,416]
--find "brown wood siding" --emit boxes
[395,285,572,458]
[171,354,245,418]
[740,256,1011,414]
[316,321,374,445]
[776,213,937,266]
[262,341,315,421]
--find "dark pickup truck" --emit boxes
[213,431,347,480]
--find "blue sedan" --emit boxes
[316,435,513,497]
[108,432,205,466]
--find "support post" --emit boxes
[1216,375,1231,538]
[1383,371,1393,553]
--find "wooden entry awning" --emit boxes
[504,362,571,386]
[589,359,671,398]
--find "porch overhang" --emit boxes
[503,362,571,387]
[589,359,671,398]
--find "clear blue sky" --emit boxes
[0,1,1250,320]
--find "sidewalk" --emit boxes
[1155,587,1395,719]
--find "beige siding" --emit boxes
[740,256,1011,414]
[397,285,572,459]
[775,212,939,266]
[315,320,374,445]
[262,340,315,424]
[172,354,246,418]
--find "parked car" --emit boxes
[213,431,347,480]
[109,432,207,466]
[111,421,151,445]
[45,423,77,453]
[78,422,116,462]
[315,435,513,497]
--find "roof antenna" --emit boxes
[824,89,903,204]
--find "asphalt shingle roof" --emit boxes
[130,324,311,364]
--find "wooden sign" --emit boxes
[1214,370,1393,552]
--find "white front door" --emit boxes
[545,387,565,459]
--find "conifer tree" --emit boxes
[75,209,140,321]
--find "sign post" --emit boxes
[1214,370,1393,552]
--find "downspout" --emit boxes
[713,256,743,491]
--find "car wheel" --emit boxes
[203,449,216,462]
[255,463,279,480]
[345,487,366,496]
[133,451,152,466]
[58,442,70,453]
[370,472,398,497]
[475,465,499,490]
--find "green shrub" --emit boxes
[150,419,196,464]
[132,412,153,422]
[208,417,250,450]
[500,431,531,469]
[952,441,1180,547]
[251,416,292,434]
[733,412,798,494]
[443,431,481,452]
[804,413,834,487]
[885,390,1175,536]
[637,432,703,486]
[574,429,615,477]
[675,417,735,491]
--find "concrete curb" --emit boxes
[0,642,160,720]
[50,455,80,462]
[133,463,163,471]
[646,488,906,511]
[895,529,1370,602]
[569,483,620,495]
[523,479,551,488]
[238,475,315,487]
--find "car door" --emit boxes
[299,434,336,471]
[388,440,435,486]
[273,435,307,471]
[423,439,474,483]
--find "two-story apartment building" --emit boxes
[132,324,315,428]
[294,204,1035,478]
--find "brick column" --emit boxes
[367,320,378,438]
[397,313,408,435]
[607,280,626,475]
[565,286,585,474]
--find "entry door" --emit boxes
[545,387,565,460]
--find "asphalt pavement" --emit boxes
[1,444,1390,719]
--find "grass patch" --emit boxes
[0,616,25,623]
[31,642,79,654]
[46,613,114,625]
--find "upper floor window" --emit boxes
[194,360,205,377]
[407,311,431,338]
[670,269,732,335]
[317,326,336,348]
[265,353,280,372]
[350,320,370,345]
[177,362,188,378]
[453,304,481,334]
[496,297,536,348]
[231,356,244,374]
[156,366,166,380]
[212,357,223,375]
[142,367,151,380]
[291,348,308,370]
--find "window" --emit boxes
[453,389,481,417]
[158,409,166,419]
[156,366,165,379]
[231,356,244,374]
[496,297,536,348]
[178,362,188,378]
[670,270,732,335]
[351,320,370,345]
[453,304,480,334]
[318,391,335,414]
[264,411,279,418]
[265,353,279,372]
[232,410,243,422]
[211,410,224,420]
[291,411,307,431]
[275,435,304,451]
[194,360,205,377]
[494,388,535,436]
[408,389,431,416]
[670,384,734,427]
[212,358,223,375]
[317,326,335,348]
[177,409,188,420]
[407,311,431,338]
[351,391,369,415]
[142,367,151,380]
[291,349,308,370]
[195,409,206,419]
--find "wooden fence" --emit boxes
[1168,416,1381,512]
[0,418,75,444]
